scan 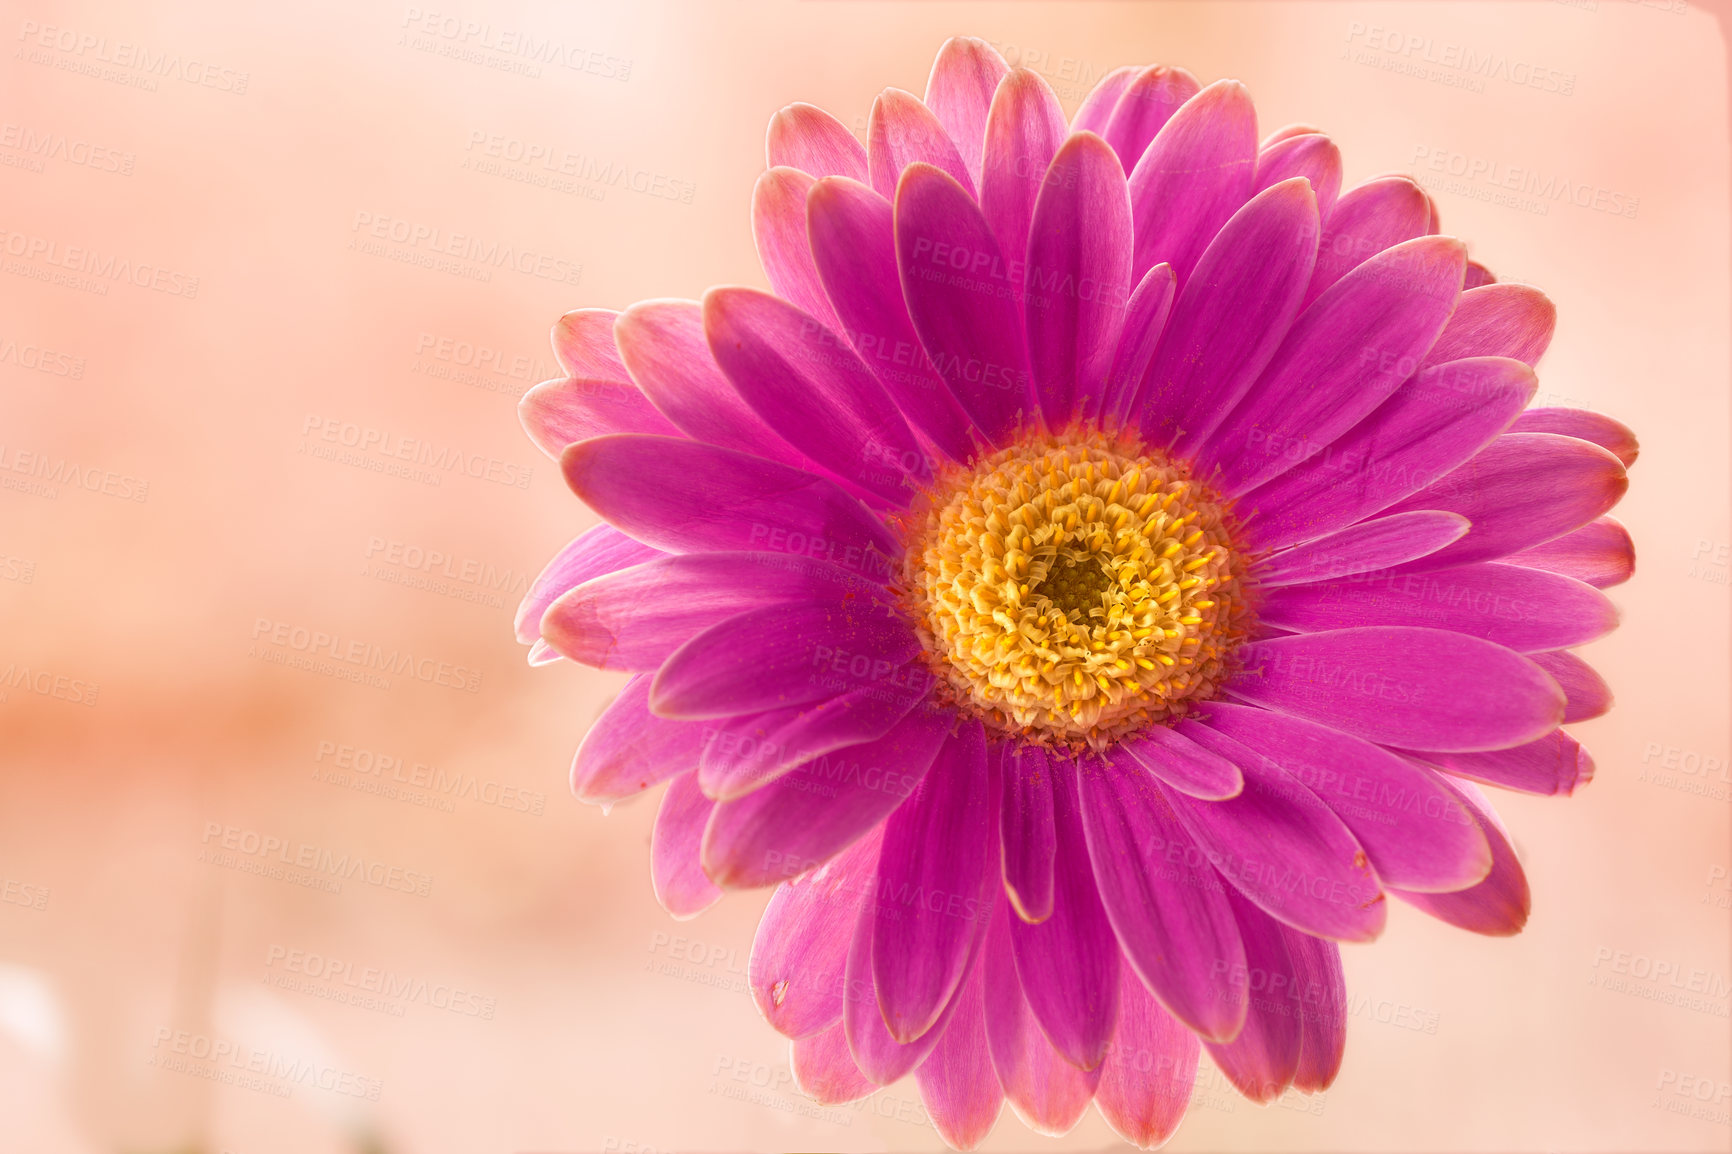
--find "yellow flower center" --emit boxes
[899,429,1252,748]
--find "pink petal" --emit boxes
[1070,65,1139,136]
[914,959,1004,1150]
[1127,79,1259,285]
[1504,515,1635,588]
[1228,627,1566,752]
[924,37,1010,189]
[1025,131,1134,427]
[515,523,662,645]
[792,1020,878,1104]
[1391,777,1530,935]
[1198,701,1493,893]
[1100,65,1202,175]
[979,68,1068,275]
[751,167,843,331]
[767,102,868,182]
[1257,510,1471,587]
[1096,262,1175,425]
[651,771,722,918]
[750,830,881,1039]
[702,705,951,888]
[1463,260,1496,289]
[1137,178,1319,453]
[1201,890,1303,1102]
[1001,742,1057,923]
[1095,958,1199,1148]
[1510,408,1639,466]
[1423,283,1556,367]
[844,893,966,1084]
[1305,176,1431,307]
[896,163,1037,445]
[703,286,930,505]
[1260,123,1322,149]
[1528,649,1613,723]
[1405,728,1594,797]
[1284,925,1346,1093]
[1007,756,1121,1071]
[806,176,978,462]
[1077,750,1248,1041]
[1115,725,1243,801]
[571,675,708,804]
[519,376,682,459]
[699,684,923,801]
[1166,722,1387,942]
[552,308,629,378]
[869,88,975,199]
[873,723,997,1042]
[1254,132,1343,219]
[984,900,1102,1134]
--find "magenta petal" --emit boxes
[792,1021,878,1104]
[703,706,951,888]
[1383,433,1629,571]
[1070,65,1138,136]
[651,772,723,919]
[1077,751,1248,1041]
[1024,132,1134,428]
[1201,890,1302,1102]
[1242,356,1537,552]
[1257,510,1470,587]
[1259,561,1620,654]
[1115,725,1243,801]
[873,723,997,1042]
[1008,757,1121,1070]
[650,600,917,720]
[896,163,1038,444]
[613,300,809,469]
[914,960,1004,1150]
[704,287,930,504]
[526,638,559,666]
[924,37,1010,190]
[515,524,662,644]
[700,683,923,801]
[1096,262,1175,425]
[1198,701,1493,893]
[1283,925,1346,1093]
[1202,235,1467,493]
[562,434,899,563]
[767,102,869,182]
[984,900,1102,1134]
[1137,179,1320,452]
[1423,283,1556,367]
[1505,515,1635,589]
[870,88,975,199]
[519,376,683,459]
[1260,123,1322,149]
[751,167,843,332]
[1528,650,1613,723]
[1001,742,1057,923]
[979,68,1068,277]
[751,830,880,1039]
[571,675,707,804]
[553,308,629,378]
[1095,958,1199,1148]
[807,177,978,463]
[1463,261,1496,289]
[1101,65,1202,175]
[1304,176,1431,307]
[1254,132,1343,219]
[1392,777,1530,936]
[845,894,965,1083]
[543,551,882,672]
[1127,79,1259,285]
[1510,408,1639,466]
[1405,729,1594,797]
[1230,627,1566,752]
[1166,722,1386,942]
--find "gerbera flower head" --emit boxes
[516,37,1635,1150]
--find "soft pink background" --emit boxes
[0,1,1726,1151]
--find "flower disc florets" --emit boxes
[901,428,1253,748]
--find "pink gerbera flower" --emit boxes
[515,37,1636,1150]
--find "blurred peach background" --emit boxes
[0,1,1727,1151]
